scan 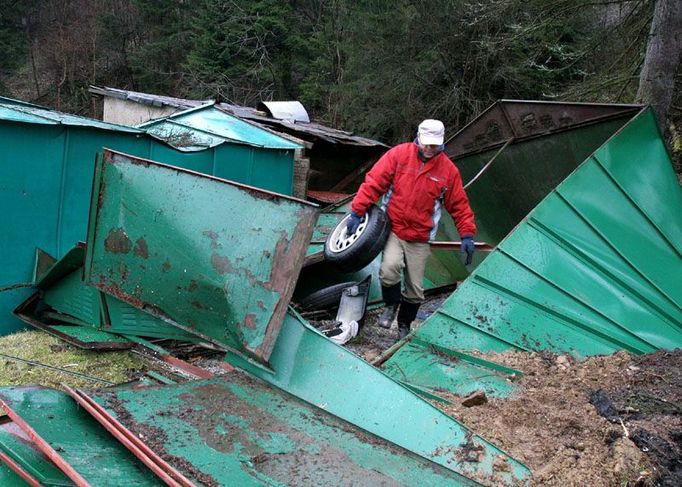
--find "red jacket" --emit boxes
[351,142,476,242]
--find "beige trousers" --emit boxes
[379,232,431,304]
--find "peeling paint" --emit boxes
[133,237,149,259]
[104,228,132,254]
[244,314,257,330]
[211,253,235,275]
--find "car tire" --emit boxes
[297,281,357,311]
[324,206,390,273]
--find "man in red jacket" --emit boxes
[347,119,476,339]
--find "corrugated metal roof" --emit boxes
[140,104,303,151]
[0,97,142,133]
[88,86,387,147]
[217,102,387,147]
[89,85,208,110]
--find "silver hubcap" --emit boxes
[327,214,368,253]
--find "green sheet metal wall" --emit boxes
[384,108,682,372]
[445,117,633,267]
[0,104,300,335]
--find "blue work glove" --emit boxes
[461,235,475,265]
[346,211,363,235]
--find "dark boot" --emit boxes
[396,300,420,339]
[378,283,401,329]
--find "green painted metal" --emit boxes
[0,423,75,486]
[226,311,531,485]
[43,271,101,327]
[0,97,300,335]
[448,116,633,269]
[0,386,163,485]
[103,295,200,341]
[33,248,57,284]
[381,338,521,400]
[141,104,302,150]
[89,373,479,486]
[84,150,318,362]
[0,96,141,132]
[385,109,682,375]
[34,245,199,342]
[0,461,28,487]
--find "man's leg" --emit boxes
[397,241,431,338]
[377,232,404,329]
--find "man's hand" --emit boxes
[346,212,363,234]
[461,235,475,265]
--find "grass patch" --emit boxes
[0,330,146,390]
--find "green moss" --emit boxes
[0,330,146,390]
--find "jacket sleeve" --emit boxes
[351,147,398,216]
[444,164,477,237]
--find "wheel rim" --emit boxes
[327,214,368,253]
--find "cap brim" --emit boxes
[418,135,444,146]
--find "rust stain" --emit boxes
[257,300,266,310]
[243,314,258,330]
[104,228,132,254]
[211,253,235,275]
[96,283,146,309]
[187,280,198,292]
[133,237,149,259]
[258,212,317,359]
[262,250,271,259]
[191,301,204,309]
[162,260,171,272]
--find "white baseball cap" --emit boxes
[417,119,445,146]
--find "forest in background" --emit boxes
[0,0,680,164]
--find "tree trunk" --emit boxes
[636,0,682,131]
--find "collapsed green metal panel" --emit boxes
[0,423,75,486]
[381,339,521,400]
[226,312,531,485]
[451,117,632,263]
[0,462,28,487]
[39,267,199,342]
[84,150,317,362]
[0,386,163,485]
[1,104,299,336]
[89,373,477,486]
[385,109,682,373]
[103,295,200,341]
[43,270,102,327]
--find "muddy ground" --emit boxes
[311,294,682,487]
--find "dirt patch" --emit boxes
[435,349,681,486]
